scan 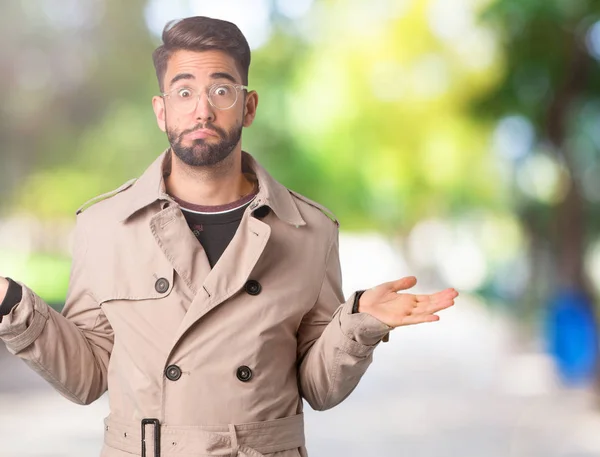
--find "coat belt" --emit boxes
[103,413,305,456]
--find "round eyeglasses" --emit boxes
[162,83,248,113]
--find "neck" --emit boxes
[165,148,255,207]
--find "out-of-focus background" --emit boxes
[2,0,600,455]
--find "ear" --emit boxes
[152,95,167,132]
[242,90,259,128]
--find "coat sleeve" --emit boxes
[296,226,392,411]
[0,216,113,405]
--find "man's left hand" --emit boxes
[358,276,458,328]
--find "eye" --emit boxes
[177,88,193,98]
[213,85,232,97]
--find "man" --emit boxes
[0,16,458,457]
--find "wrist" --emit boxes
[0,278,23,320]
[0,277,8,303]
[352,290,367,314]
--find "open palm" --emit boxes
[359,276,458,328]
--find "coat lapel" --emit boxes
[172,212,271,344]
[149,206,212,297]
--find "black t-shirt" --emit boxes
[173,194,256,268]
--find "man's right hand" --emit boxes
[0,277,9,304]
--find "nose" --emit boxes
[193,91,215,123]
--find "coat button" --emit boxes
[253,206,270,219]
[244,280,261,296]
[165,365,182,381]
[236,366,253,382]
[155,278,169,294]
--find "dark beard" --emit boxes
[167,121,243,167]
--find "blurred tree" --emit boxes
[1,0,159,217]
[476,0,600,299]
[264,0,507,233]
[476,0,600,383]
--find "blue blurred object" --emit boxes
[545,288,599,386]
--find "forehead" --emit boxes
[164,49,242,84]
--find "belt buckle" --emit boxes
[141,418,161,457]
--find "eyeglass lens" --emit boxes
[168,84,240,113]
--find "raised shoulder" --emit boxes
[76,178,138,215]
[288,189,339,227]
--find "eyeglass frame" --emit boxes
[160,82,249,113]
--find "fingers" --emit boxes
[384,276,417,292]
[392,288,458,326]
[388,310,441,328]
[416,288,458,303]
[373,283,459,328]
[406,314,440,325]
[415,289,458,312]
[399,310,444,327]
[421,290,456,313]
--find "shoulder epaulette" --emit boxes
[76,178,137,215]
[288,190,339,226]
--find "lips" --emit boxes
[186,128,218,140]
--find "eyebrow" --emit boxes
[209,72,237,83]
[168,71,239,90]
[169,73,195,88]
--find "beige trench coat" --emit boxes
[0,150,392,457]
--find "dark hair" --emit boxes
[152,16,251,92]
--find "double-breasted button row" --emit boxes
[155,278,170,294]
[165,364,252,383]
[244,280,261,296]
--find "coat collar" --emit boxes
[116,149,306,227]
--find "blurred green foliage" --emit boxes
[1,0,505,227]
